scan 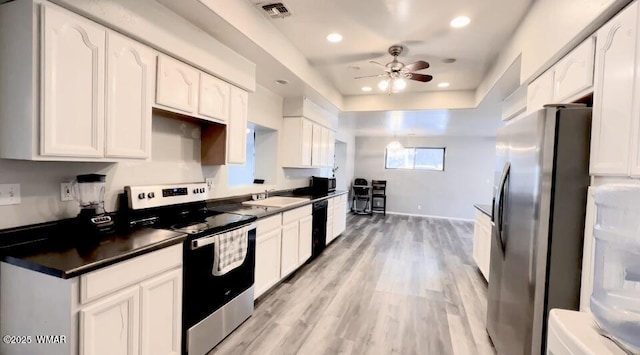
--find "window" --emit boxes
[385,147,445,171]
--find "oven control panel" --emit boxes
[125,183,208,210]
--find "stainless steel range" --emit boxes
[125,183,257,355]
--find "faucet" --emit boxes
[265,189,276,198]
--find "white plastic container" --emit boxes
[591,185,640,352]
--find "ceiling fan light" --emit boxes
[378,79,390,91]
[392,78,407,91]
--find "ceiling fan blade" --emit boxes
[407,73,433,82]
[369,60,388,69]
[354,74,387,79]
[404,60,430,72]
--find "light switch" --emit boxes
[0,184,20,206]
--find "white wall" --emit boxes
[354,136,496,220]
[0,85,352,230]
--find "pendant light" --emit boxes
[386,132,404,152]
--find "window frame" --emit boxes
[384,147,446,171]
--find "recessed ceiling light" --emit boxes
[450,16,471,28]
[438,82,450,88]
[441,58,457,64]
[326,33,343,43]
[361,86,372,92]
[275,79,289,85]
[347,65,361,71]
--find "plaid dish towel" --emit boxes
[212,226,249,276]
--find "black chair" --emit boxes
[351,178,372,215]
[371,180,387,215]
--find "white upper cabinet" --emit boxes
[227,86,248,165]
[328,130,336,167]
[301,120,313,167]
[552,37,596,103]
[320,127,330,167]
[156,54,199,115]
[105,32,154,159]
[41,5,106,158]
[526,69,555,114]
[311,124,322,167]
[282,117,314,168]
[591,2,637,176]
[198,72,230,123]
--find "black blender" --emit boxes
[71,174,115,237]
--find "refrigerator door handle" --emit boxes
[493,162,510,255]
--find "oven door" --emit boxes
[182,223,256,353]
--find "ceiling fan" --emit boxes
[355,45,433,94]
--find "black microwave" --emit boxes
[311,176,336,195]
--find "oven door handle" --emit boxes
[192,235,216,250]
[190,222,257,250]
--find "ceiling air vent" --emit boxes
[260,2,292,19]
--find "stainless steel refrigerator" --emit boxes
[486,105,591,355]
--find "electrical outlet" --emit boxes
[0,184,21,206]
[205,178,214,191]
[61,183,73,202]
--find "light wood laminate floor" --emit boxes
[210,214,496,355]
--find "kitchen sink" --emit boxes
[242,196,310,208]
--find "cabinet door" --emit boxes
[552,37,595,103]
[328,130,336,168]
[105,32,153,159]
[198,72,230,123]
[41,5,105,157]
[311,124,322,167]
[480,222,492,282]
[280,221,299,278]
[255,227,282,299]
[526,69,554,114]
[140,269,182,355]
[472,218,483,270]
[591,3,637,176]
[319,127,329,167]
[326,204,334,245]
[334,202,347,237]
[227,87,248,164]
[80,286,140,355]
[298,215,313,265]
[301,119,313,167]
[156,55,199,114]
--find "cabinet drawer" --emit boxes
[282,205,312,225]
[257,214,282,234]
[80,244,182,304]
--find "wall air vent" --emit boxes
[260,2,292,19]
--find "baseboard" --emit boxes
[385,211,474,222]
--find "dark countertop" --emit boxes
[208,190,349,219]
[0,189,348,279]
[1,225,186,279]
[474,204,493,218]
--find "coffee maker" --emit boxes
[71,174,115,236]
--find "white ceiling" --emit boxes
[250,0,533,96]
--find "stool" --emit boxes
[371,180,387,215]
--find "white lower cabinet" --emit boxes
[255,221,282,299]
[0,244,182,355]
[298,215,313,264]
[280,221,300,278]
[332,195,347,240]
[472,210,492,281]
[80,286,140,355]
[140,269,182,355]
[326,197,335,245]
